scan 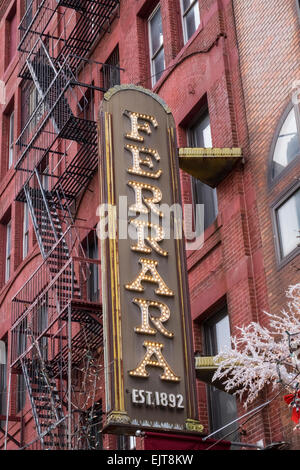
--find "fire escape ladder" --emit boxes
[7,0,121,451]
[21,345,67,450]
[23,168,74,267]
[20,358,46,449]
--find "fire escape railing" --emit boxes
[6,0,121,450]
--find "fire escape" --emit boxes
[6,0,121,450]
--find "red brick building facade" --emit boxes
[0,0,299,450]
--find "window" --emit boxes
[103,46,120,90]
[84,232,99,302]
[23,203,29,259]
[270,103,300,266]
[8,110,14,169]
[148,5,165,86]
[181,0,200,43]
[274,186,300,261]
[204,308,238,441]
[79,88,95,122]
[6,4,17,67]
[17,319,27,412]
[35,299,48,360]
[272,106,300,179]
[5,221,11,282]
[24,0,33,28]
[189,110,218,234]
[0,339,7,426]
[21,82,44,134]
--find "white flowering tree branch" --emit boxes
[212,284,300,408]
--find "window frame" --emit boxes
[203,307,238,442]
[204,307,231,356]
[21,81,44,135]
[268,102,300,187]
[8,109,14,169]
[0,337,7,426]
[83,230,100,303]
[102,46,121,90]
[5,220,11,282]
[180,0,200,44]
[23,203,29,259]
[17,319,27,412]
[188,108,218,237]
[148,4,165,87]
[5,2,17,69]
[271,181,300,269]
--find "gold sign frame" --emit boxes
[98,85,202,435]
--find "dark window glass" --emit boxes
[0,339,7,426]
[17,319,27,412]
[23,203,29,259]
[24,0,33,29]
[21,82,44,134]
[7,5,17,65]
[181,0,200,43]
[189,111,218,234]
[103,46,120,90]
[5,221,11,282]
[205,309,239,442]
[84,232,99,302]
[8,110,14,169]
[35,298,48,360]
[148,5,165,86]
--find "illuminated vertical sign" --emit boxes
[99,85,202,434]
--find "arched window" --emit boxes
[270,103,300,266]
[271,106,300,180]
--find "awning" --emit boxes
[144,431,231,450]
[178,147,243,188]
[195,356,229,392]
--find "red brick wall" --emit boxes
[0,0,298,450]
[233,0,300,448]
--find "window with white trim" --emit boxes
[148,5,165,87]
[180,0,200,43]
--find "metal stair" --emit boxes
[9,0,121,450]
[21,347,67,450]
